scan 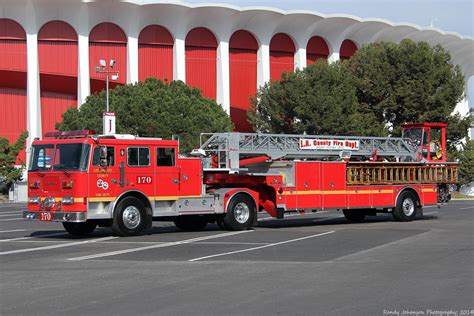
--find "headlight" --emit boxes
[29,196,40,204]
[61,197,74,205]
[43,197,55,208]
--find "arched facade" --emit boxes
[0,0,471,165]
[229,30,258,131]
[185,27,218,99]
[138,25,173,82]
[340,39,358,60]
[89,23,127,94]
[306,36,329,65]
[0,19,27,162]
[38,20,78,136]
[270,33,296,81]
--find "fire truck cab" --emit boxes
[25,131,257,237]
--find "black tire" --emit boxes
[392,190,418,222]
[223,194,255,231]
[342,209,366,223]
[174,216,208,231]
[63,221,97,238]
[112,197,150,236]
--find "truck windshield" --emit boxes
[402,128,423,146]
[29,143,91,172]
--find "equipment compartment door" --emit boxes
[321,162,347,209]
[295,162,321,210]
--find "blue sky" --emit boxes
[184,0,473,37]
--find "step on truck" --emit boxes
[24,123,457,237]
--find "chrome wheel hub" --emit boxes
[234,202,250,224]
[402,198,415,216]
[123,206,141,229]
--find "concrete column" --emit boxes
[216,41,230,114]
[328,52,340,63]
[26,32,41,149]
[77,34,90,106]
[173,37,186,81]
[257,43,270,88]
[294,47,307,70]
[127,35,139,84]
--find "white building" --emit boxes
[1,0,473,163]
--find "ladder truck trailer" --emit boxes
[24,123,457,237]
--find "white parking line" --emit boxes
[459,206,474,210]
[0,229,27,233]
[0,213,22,217]
[0,211,23,215]
[189,231,335,262]
[0,236,118,256]
[0,232,67,242]
[67,230,253,261]
[424,211,438,215]
[0,218,22,222]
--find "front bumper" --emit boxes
[23,211,87,223]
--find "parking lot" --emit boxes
[0,201,473,315]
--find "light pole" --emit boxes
[95,59,119,134]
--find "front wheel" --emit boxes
[223,194,255,231]
[63,221,97,238]
[392,191,418,222]
[112,197,150,236]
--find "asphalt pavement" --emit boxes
[0,201,473,315]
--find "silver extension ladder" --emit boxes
[195,132,419,171]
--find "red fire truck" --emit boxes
[24,123,457,237]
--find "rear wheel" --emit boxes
[343,209,366,223]
[174,216,208,231]
[223,194,255,231]
[63,221,97,238]
[392,191,418,222]
[112,197,150,236]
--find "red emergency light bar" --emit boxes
[43,130,96,139]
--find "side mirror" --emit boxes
[99,146,107,167]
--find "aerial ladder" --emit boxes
[193,123,457,186]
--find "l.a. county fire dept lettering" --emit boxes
[299,139,360,150]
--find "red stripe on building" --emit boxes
[306,36,329,65]
[270,33,295,81]
[185,27,217,99]
[40,92,77,137]
[38,20,78,135]
[0,19,27,162]
[89,23,127,94]
[229,30,258,132]
[138,25,173,81]
[340,39,358,60]
[0,88,27,162]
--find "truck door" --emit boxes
[89,145,121,201]
[155,147,180,199]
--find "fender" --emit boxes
[213,188,259,215]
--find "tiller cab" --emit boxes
[24,123,457,237]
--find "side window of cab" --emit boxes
[92,146,115,166]
[157,147,175,166]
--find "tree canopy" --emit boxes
[248,61,385,136]
[348,39,469,150]
[249,39,469,153]
[0,131,28,185]
[457,140,474,185]
[57,78,233,153]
